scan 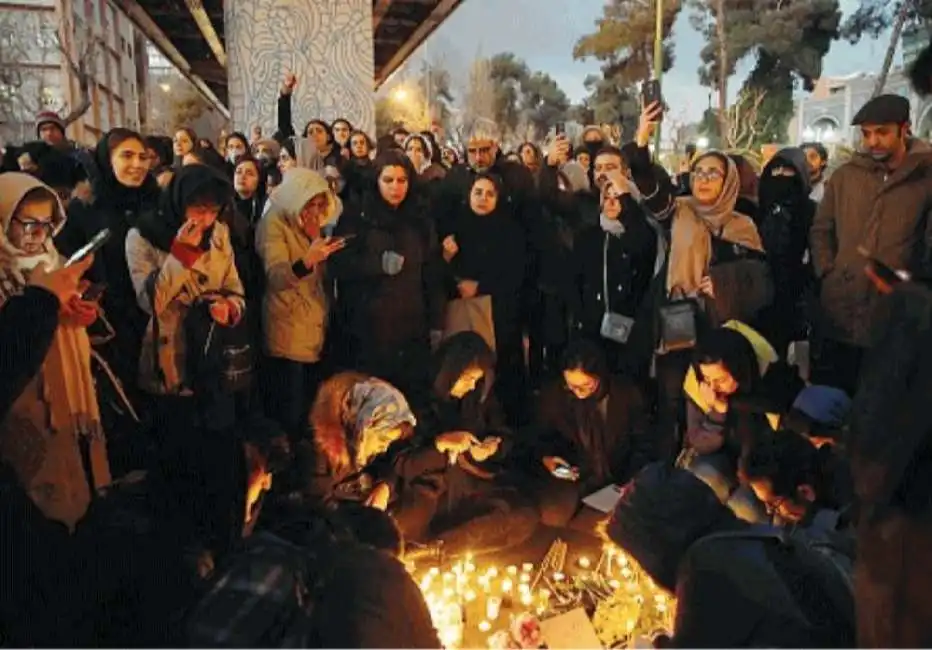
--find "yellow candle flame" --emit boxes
[478,621,491,632]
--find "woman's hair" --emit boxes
[265,166,283,187]
[332,117,354,130]
[310,371,370,473]
[419,130,443,164]
[728,153,759,200]
[692,327,760,395]
[144,135,173,166]
[106,127,144,154]
[372,150,416,189]
[349,130,373,153]
[175,127,198,146]
[432,331,496,402]
[561,338,610,382]
[303,118,333,144]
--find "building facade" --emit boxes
[0,0,145,145]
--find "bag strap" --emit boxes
[602,233,611,314]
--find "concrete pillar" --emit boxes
[224,0,375,136]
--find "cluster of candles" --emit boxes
[413,545,674,649]
[417,558,552,647]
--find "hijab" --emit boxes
[136,164,233,253]
[0,172,105,447]
[667,152,762,295]
[94,128,159,212]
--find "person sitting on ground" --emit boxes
[390,332,538,559]
[524,338,654,527]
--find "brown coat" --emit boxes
[810,140,932,347]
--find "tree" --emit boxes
[489,52,530,138]
[573,73,640,138]
[573,0,681,87]
[0,10,98,140]
[692,0,840,144]
[841,0,932,97]
[723,87,773,149]
[459,56,498,141]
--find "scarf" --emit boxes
[0,255,103,443]
[600,213,625,237]
[344,378,417,469]
[666,156,763,295]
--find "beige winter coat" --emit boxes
[810,140,932,347]
[256,167,341,363]
[126,222,244,394]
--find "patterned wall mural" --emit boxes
[225,0,375,136]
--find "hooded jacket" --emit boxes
[607,464,854,648]
[0,172,111,528]
[125,165,244,394]
[256,168,341,363]
[811,139,932,346]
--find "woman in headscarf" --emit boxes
[441,172,527,424]
[256,167,343,436]
[125,164,245,436]
[404,133,446,183]
[568,173,658,373]
[272,371,417,510]
[390,332,538,559]
[0,172,111,528]
[56,128,160,392]
[329,151,446,401]
[642,151,770,458]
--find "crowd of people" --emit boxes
[1,70,931,647]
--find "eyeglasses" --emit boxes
[691,168,725,182]
[12,217,54,237]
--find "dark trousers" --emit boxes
[262,357,324,439]
[810,338,865,397]
[393,485,538,557]
[654,349,693,460]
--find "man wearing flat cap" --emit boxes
[810,93,932,395]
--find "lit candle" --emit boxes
[522,562,534,572]
[443,587,455,598]
[429,566,440,575]
[609,579,621,589]
[465,589,477,602]
[488,567,499,578]
[520,592,533,606]
[519,573,531,583]
[507,565,518,576]
[518,582,530,594]
[420,575,433,591]
[501,578,513,593]
[465,562,476,574]
[552,572,565,582]
[442,572,454,585]
[486,596,502,620]
[478,620,491,633]
[578,556,591,569]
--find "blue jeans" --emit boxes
[678,448,769,524]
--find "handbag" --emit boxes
[599,234,635,344]
[443,293,496,352]
[657,287,700,354]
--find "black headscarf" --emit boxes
[136,163,233,252]
[94,128,160,211]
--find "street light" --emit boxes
[696,136,710,149]
[159,82,171,93]
[392,88,408,102]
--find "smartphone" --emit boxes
[555,122,566,136]
[65,228,111,268]
[552,463,578,481]
[865,257,909,294]
[81,282,107,302]
[642,79,664,115]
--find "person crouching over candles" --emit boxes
[390,332,538,560]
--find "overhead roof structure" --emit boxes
[115,0,464,114]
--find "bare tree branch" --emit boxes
[57,15,97,126]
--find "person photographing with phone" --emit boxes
[0,171,113,530]
[256,167,346,436]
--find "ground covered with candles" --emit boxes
[410,538,675,649]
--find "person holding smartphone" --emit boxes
[256,167,345,435]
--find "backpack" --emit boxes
[692,524,855,633]
[185,531,323,648]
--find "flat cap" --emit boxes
[852,94,910,125]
